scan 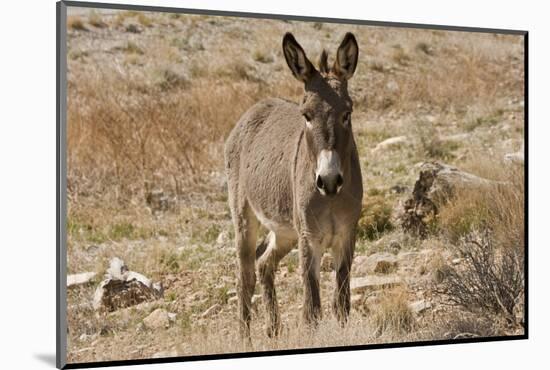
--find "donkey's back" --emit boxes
[225,97,302,237]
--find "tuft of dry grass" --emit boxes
[371,287,414,335]
[68,16,87,31]
[252,49,274,64]
[415,122,460,161]
[138,13,153,27]
[391,45,411,66]
[415,41,434,56]
[88,10,107,29]
[438,160,524,247]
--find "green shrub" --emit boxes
[357,195,394,240]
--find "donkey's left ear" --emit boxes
[333,33,359,80]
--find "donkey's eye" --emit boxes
[343,112,351,126]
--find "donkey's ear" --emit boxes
[282,33,316,83]
[333,32,359,80]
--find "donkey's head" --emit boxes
[283,32,359,197]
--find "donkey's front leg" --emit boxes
[257,232,294,337]
[332,236,354,325]
[299,236,322,326]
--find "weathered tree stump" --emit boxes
[92,258,163,312]
[399,162,496,237]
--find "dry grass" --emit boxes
[371,287,414,335]
[432,157,524,334]
[67,16,87,31]
[88,10,107,29]
[67,68,279,204]
[137,13,153,27]
[438,160,524,247]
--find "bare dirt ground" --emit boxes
[65,8,525,364]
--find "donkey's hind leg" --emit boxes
[257,231,294,337]
[232,202,260,339]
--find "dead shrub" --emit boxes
[439,229,524,329]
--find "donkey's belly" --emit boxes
[250,202,297,240]
[244,163,295,235]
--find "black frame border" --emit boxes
[56,1,529,369]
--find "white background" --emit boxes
[0,0,545,368]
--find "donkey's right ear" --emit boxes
[282,33,316,83]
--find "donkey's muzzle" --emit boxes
[315,149,343,196]
[316,173,343,196]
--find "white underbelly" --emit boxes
[251,206,297,240]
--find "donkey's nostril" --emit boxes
[316,175,324,190]
[336,174,344,188]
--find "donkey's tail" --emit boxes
[255,234,269,260]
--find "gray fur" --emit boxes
[224,32,363,338]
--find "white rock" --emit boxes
[216,231,231,246]
[353,253,398,275]
[320,253,334,272]
[504,151,524,165]
[371,253,398,274]
[143,308,172,330]
[350,275,402,294]
[409,299,431,314]
[386,80,399,93]
[152,349,178,358]
[92,257,163,311]
[373,136,408,152]
[353,255,368,268]
[106,257,128,279]
[67,272,97,288]
[126,271,153,288]
[441,133,470,142]
[78,333,97,342]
